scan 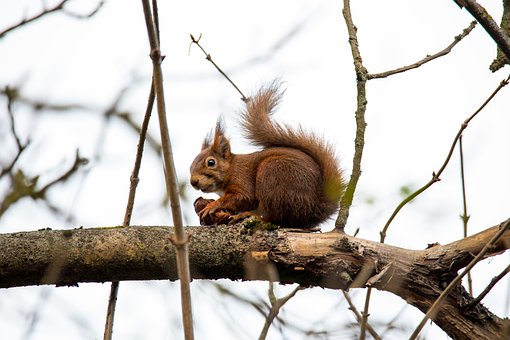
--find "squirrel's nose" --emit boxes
[190,177,199,188]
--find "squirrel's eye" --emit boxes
[207,158,216,167]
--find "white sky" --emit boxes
[0,0,509,339]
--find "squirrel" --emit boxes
[189,83,344,228]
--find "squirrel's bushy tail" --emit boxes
[241,83,345,204]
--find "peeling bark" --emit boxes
[0,221,509,339]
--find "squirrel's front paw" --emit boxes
[194,197,214,215]
[195,199,221,225]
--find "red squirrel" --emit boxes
[189,83,344,228]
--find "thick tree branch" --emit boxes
[455,0,510,70]
[0,221,509,338]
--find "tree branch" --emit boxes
[0,0,106,39]
[334,0,368,231]
[140,1,193,338]
[455,0,510,70]
[1,221,509,339]
[368,21,477,79]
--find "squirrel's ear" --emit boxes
[201,132,212,150]
[212,120,231,159]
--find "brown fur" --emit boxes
[190,83,344,228]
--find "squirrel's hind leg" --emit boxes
[254,151,322,228]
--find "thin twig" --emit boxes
[0,0,105,38]
[368,21,477,79]
[334,0,368,232]
[467,263,510,309]
[0,0,67,38]
[409,218,510,339]
[103,82,155,340]
[342,291,382,340]
[258,284,302,340]
[36,150,88,196]
[141,1,194,339]
[0,87,29,178]
[458,135,473,295]
[0,150,87,218]
[189,34,247,101]
[0,86,88,113]
[359,286,372,340]
[380,73,510,243]
[62,1,106,19]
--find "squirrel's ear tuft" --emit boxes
[212,119,231,159]
[202,131,213,150]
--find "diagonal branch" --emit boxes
[368,21,477,79]
[454,0,510,68]
[380,73,510,242]
[189,34,247,101]
[0,0,106,38]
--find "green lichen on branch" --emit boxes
[490,0,510,71]
[241,216,279,235]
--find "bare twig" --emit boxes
[409,218,510,339]
[0,150,87,217]
[141,1,194,339]
[380,73,510,242]
[103,82,155,340]
[0,0,105,38]
[455,0,510,69]
[258,284,302,340]
[368,21,477,79]
[0,0,68,38]
[458,136,473,295]
[37,150,88,196]
[62,1,106,19]
[334,0,368,232]
[6,87,23,150]
[0,87,29,178]
[359,285,372,340]
[342,291,382,340]
[467,263,510,310]
[189,34,247,101]
[0,86,88,112]
[115,111,161,153]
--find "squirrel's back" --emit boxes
[241,83,345,207]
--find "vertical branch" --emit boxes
[103,83,155,340]
[334,0,368,231]
[458,135,473,295]
[337,2,374,338]
[140,1,194,339]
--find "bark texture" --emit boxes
[0,222,509,339]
